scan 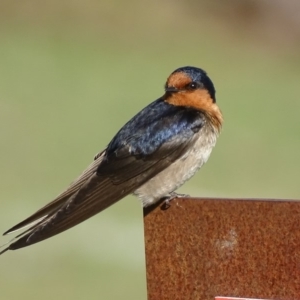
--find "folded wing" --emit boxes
[1,135,194,254]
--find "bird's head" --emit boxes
[164,66,222,130]
[165,66,216,102]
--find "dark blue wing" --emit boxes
[0,98,205,253]
[97,98,205,183]
[107,98,203,157]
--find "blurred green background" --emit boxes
[0,0,299,299]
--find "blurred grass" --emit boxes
[0,2,300,300]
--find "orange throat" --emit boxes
[165,89,223,133]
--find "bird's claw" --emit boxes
[161,192,190,209]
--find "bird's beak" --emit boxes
[165,87,179,93]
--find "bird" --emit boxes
[0,66,223,255]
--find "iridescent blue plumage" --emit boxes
[106,99,205,158]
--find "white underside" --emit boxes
[133,123,219,206]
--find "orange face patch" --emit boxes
[165,89,223,131]
[166,72,192,90]
[166,89,213,110]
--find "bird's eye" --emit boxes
[187,82,199,90]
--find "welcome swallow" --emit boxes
[0,66,223,255]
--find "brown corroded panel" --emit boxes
[143,198,300,300]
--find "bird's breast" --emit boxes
[133,123,219,206]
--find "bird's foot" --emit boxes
[170,192,190,199]
[161,192,190,209]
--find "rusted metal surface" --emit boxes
[144,198,300,300]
